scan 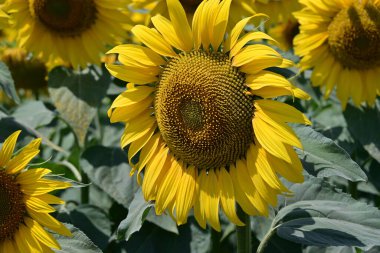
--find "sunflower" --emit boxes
[107,0,311,231]
[4,0,132,68]
[294,0,380,108]
[0,131,71,252]
[1,48,48,91]
[268,19,299,51]
[253,0,301,25]
[131,0,256,27]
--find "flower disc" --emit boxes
[155,51,254,169]
[0,170,25,241]
[32,0,97,37]
[328,3,380,69]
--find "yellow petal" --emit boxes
[218,167,244,226]
[121,111,155,148]
[224,14,268,52]
[192,0,206,50]
[132,25,177,57]
[128,127,155,165]
[230,31,276,58]
[142,145,168,200]
[107,44,165,66]
[176,165,197,225]
[25,217,61,250]
[27,208,72,237]
[151,15,187,51]
[233,45,280,67]
[136,134,161,176]
[229,163,260,216]
[21,179,71,196]
[167,0,193,51]
[108,86,155,114]
[198,169,221,231]
[0,130,21,167]
[155,158,183,215]
[106,63,159,84]
[16,168,52,185]
[255,99,311,125]
[6,148,40,175]
[210,0,232,50]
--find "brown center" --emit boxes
[155,51,254,170]
[0,169,25,242]
[32,0,97,37]
[328,2,380,69]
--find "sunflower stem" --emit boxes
[81,171,89,204]
[236,207,251,253]
[209,228,222,253]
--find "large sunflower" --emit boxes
[4,0,132,68]
[0,131,71,252]
[253,0,301,25]
[107,0,311,230]
[294,0,380,108]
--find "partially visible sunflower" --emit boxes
[107,0,311,230]
[131,0,256,27]
[1,48,48,91]
[253,0,301,25]
[294,0,380,108]
[4,0,132,68]
[268,19,299,51]
[0,131,71,252]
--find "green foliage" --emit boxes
[0,61,20,103]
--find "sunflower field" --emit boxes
[1,0,380,252]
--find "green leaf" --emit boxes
[272,177,380,250]
[57,204,112,251]
[48,66,110,147]
[304,246,355,253]
[344,103,380,164]
[146,208,179,235]
[0,61,19,103]
[12,101,55,128]
[117,189,153,241]
[54,223,102,253]
[292,125,367,182]
[81,145,138,208]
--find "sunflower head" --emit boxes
[0,131,71,252]
[294,0,380,108]
[327,2,380,69]
[5,0,131,67]
[1,48,48,91]
[107,0,311,231]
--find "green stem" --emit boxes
[81,172,89,204]
[256,228,276,253]
[236,207,251,253]
[209,228,222,253]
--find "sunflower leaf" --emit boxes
[48,65,111,147]
[0,61,20,104]
[117,189,153,241]
[292,125,367,182]
[343,102,380,164]
[80,145,139,208]
[269,177,380,251]
[54,223,102,253]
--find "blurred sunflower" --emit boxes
[4,0,131,68]
[1,48,47,92]
[294,0,380,108]
[107,0,311,230]
[0,130,72,252]
[131,0,256,26]
[268,20,299,51]
[253,0,301,25]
